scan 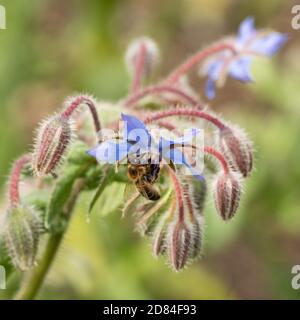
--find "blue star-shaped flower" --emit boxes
[202,16,288,99]
[87,113,204,180]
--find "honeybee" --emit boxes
[127,160,161,201]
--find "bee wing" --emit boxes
[122,183,141,218]
[124,182,139,200]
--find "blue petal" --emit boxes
[159,140,204,181]
[89,140,131,164]
[159,138,187,164]
[86,147,97,158]
[121,113,151,149]
[161,128,200,148]
[121,113,149,134]
[205,78,216,100]
[203,56,224,99]
[229,57,253,82]
[250,33,288,56]
[238,16,256,45]
[206,59,224,80]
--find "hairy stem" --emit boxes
[62,95,101,133]
[124,85,199,108]
[204,146,229,174]
[168,167,184,222]
[14,178,86,300]
[165,42,236,84]
[144,107,226,130]
[9,154,31,207]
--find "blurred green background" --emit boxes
[0,0,300,299]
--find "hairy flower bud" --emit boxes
[125,37,159,79]
[167,220,193,271]
[152,213,170,257]
[213,171,242,220]
[32,114,73,177]
[1,206,42,271]
[219,125,253,177]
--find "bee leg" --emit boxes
[115,161,120,173]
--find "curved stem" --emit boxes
[144,107,226,130]
[9,154,31,207]
[165,42,236,84]
[204,146,229,174]
[155,120,177,131]
[62,95,101,133]
[14,179,86,300]
[124,85,199,108]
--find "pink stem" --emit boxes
[130,42,147,93]
[155,120,177,131]
[168,167,185,222]
[144,107,226,130]
[165,42,236,84]
[62,95,101,133]
[124,85,199,108]
[183,185,195,220]
[9,154,31,207]
[204,146,229,174]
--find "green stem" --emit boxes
[14,178,86,300]
[14,232,63,300]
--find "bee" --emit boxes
[127,161,161,201]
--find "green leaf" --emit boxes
[90,182,125,217]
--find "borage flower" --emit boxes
[202,16,288,99]
[87,113,204,181]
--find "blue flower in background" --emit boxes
[87,113,204,180]
[202,16,288,99]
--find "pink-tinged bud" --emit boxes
[167,221,192,271]
[125,37,159,79]
[32,114,73,177]
[213,172,242,221]
[219,125,253,177]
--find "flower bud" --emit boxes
[152,214,169,257]
[32,114,73,177]
[213,171,242,220]
[1,206,42,271]
[219,125,253,177]
[125,37,159,79]
[189,216,204,260]
[167,220,192,271]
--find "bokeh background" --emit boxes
[0,0,300,299]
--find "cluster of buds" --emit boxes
[165,174,205,271]
[1,96,102,271]
[0,17,286,276]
